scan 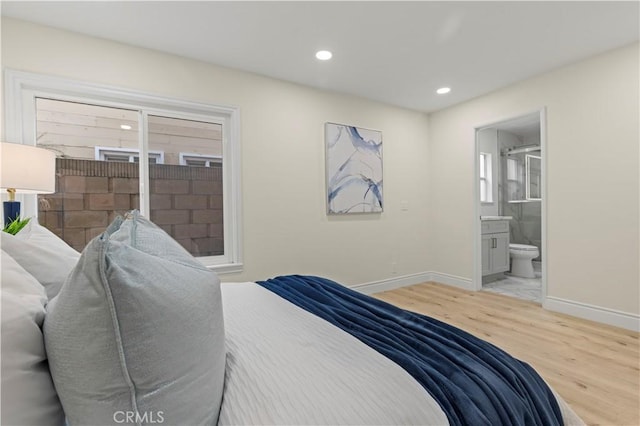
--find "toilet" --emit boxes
[509,244,539,278]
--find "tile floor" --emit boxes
[482,272,542,303]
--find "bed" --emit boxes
[1,211,583,426]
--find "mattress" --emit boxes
[219,281,583,425]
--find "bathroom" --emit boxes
[477,112,543,303]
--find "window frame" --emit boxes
[4,69,243,273]
[95,146,165,164]
[479,152,492,203]
[179,152,222,167]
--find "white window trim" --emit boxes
[179,152,222,167]
[95,146,165,164]
[4,69,243,274]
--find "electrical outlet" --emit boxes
[391,262,398,274]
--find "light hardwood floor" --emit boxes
[373,282,639,426]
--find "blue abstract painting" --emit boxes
[325,123,383,214]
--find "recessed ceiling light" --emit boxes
[120,124,132,130]
[436,87,451,95]
[315,50,332,60]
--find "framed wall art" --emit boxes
[325,123,383,214]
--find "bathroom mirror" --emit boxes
[526,155,541,200]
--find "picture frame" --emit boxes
[325,122,383,214]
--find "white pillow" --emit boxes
[1,250,66,425]
[44,211,226,425]
[1,221,80,299]
[14,219,73,245]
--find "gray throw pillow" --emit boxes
[1,250,66,426]
[44,211,226,425]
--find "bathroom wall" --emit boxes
[477,128,499,216]
[498,130,542,261]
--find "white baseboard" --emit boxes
[350,272,432,295]
[544,296,640,332]
[350,271,639,332]
[350,271,473,295]
[428,272,475,291]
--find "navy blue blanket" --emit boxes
[257,275,563,426]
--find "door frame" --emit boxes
[472,108,548,304]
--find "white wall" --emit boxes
[2,18,638,324]
[1,18,431,286]
[428,43,639,316]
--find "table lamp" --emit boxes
[1,142,56,227]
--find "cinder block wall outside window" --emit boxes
[39,158,224,256]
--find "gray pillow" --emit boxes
[44,211,226,425]
[1,221,80,299]
[1,250,66,426]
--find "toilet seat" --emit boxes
[509,243,538,251]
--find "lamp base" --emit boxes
[3,201,20,227]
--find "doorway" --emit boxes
[473,109,547,304]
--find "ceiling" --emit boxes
[482,112,540,139]
[2,1,638,113]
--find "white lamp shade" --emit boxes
[1,143,56,194]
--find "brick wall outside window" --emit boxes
[39,158,224,256]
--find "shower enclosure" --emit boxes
[501,142,542,263]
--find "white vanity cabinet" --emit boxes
[481,219,510,276]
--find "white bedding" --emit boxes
[219,282,448,425]
[219,282,584,426]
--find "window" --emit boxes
[96,147,165,164]
[5,70,242,273]
[479,152,492,203]
[180,153,222,167]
